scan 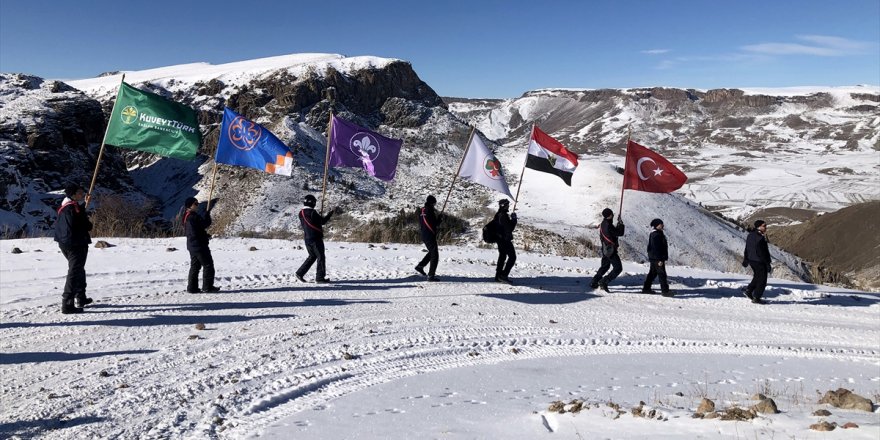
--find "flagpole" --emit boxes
[320,90,335,214]
[205,143,220,212]
[511,123,535,212]
[85,73,125,208]
[618,125,632,220]
[440,126,476,214]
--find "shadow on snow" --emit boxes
[0,349,157,365]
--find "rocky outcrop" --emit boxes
[0,74,136,236]
[818,388,874,412]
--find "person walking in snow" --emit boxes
[296,194,336,283]
[642,218,673,296]
[590,208,625,293]
[415,195,442,281]
[184,197,219,293]
[54,183,93,314]
[493,199,518,284]
[742,219,772,304]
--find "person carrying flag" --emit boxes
[493,199,518,284]
[296,195,336,283]
[590,208,625,293]
[54,183,94,314]
[184,197,219,293]
[415,195,443,281]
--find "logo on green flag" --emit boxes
[104,82,200,160]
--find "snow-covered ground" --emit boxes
[1,238,877,439]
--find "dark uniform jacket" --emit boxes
[744,230,771,264]
[494,211,517,242]
[54,198,92,247]
[419,205,442,240]
[184,209,212,252]
[299,206,333,243]
[599,218,625,248]
[646,229,668,261]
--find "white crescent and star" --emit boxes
[636,157,664,181]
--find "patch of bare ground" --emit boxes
[708,164,753,178]
[769,201,880,291]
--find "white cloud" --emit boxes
[641,49,670,55]
[742,35,874,56]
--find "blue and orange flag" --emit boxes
[215,107,294,176]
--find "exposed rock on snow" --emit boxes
[819,388,875,412]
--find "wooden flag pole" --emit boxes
[617,125,632,220]
[511,123,535,212]
[205,143,220,212]
[440,125,476,214]
[319,88,336,214]
[85,73,125,208]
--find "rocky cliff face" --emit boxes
[0,74,137,236]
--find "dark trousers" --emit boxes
[643,260,669,292]
[187,248,215,291]
[746,261,769,300]
[591,252,623,286]
[59,245,88,301]
[496,240,516,278]
[297,240,326,279]
[417,237,439,276]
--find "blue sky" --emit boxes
[1,0,877,98]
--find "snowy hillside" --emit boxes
[1,238,877,439]
[447,85,880,222]
[7,53,876,284]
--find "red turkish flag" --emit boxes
[622,140,688,193]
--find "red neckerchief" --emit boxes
[420,207,435,234]
[57,200,80,215]
[300,209,322,232]
[183,210,192,226]
[599,220,615,244]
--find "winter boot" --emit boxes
[415,266,427,277]
[61,299,83,314]
[202,286,221,293]
[75,296,93,308]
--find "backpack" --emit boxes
[482,219,499,244]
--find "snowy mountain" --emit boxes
[447,86,880,223]
[7,53,878,284]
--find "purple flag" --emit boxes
[329,115,402,181]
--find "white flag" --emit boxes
[458,134,513,198]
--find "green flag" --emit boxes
[104,82,200,160]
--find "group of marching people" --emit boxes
[53,185,774,314]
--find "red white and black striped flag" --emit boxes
[525,126,578,185]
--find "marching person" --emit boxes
[494,199,518,284]
[296,194,335,283]
[184,197,219,293]
[742,219,772,304]
[54,183,93,314]
[590,208,625,293]
[642,218,673,296]
[415,195,442,281]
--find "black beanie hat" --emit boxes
[64,183,82,198]
[184,197,198,209]
[426,195,437,205]
[754,219,766,228]
[650,218,663,228]
[602,208,613,218]
[303,194,317,207]
[499,199,509,207]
